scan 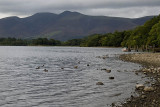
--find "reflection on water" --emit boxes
[0,46,148,107]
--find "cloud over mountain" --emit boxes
[0,0,159,18]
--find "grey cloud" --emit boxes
[0,0,160,18]
[81,6,160,18]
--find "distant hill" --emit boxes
[0,11,154,41]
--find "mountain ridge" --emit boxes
[0,11,155,41]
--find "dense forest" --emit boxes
[0,14,159,47]
[0,38,61,46]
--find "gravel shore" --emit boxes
[118,53,160,107]
[120,53,160,67]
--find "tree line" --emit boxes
[0,38,61,46]
[0,14,159,47]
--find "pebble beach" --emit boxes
[119,53,160,107]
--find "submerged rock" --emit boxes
[106,70,111,73]
[96,82,104,85]
[44,69,48,72]
[36,66,40,69]
[74,66,78,69]
[109,77,114,79]
[117,70,121,72]
[101,68,107,70]
[135,72,138,75]
[96,55,108,59]
[102,57,107,59]
[96,56,101,58]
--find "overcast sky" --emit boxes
[0,0,160,18]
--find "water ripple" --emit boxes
[0,46,150,107]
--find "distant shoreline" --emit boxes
[0,45,122,48]
[119,53,160,107]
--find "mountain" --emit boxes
[0,11,154,41]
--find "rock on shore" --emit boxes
[135,84,145,90]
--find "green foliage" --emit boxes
[0,38,27,46]
[121,30,132,47]
[126,15,160,47]
[63,39,82,46]
[148,21,160,46]
[0,38,61,46]
[79,32,125,47]
[31,38,61,46]
[85,34,102,47]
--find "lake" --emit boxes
[0,46,149,107]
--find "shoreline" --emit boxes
[0,45,121,48]
[118,53,160,107]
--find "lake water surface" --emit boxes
[0,46,149,107]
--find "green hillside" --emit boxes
[65,14,160,48]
